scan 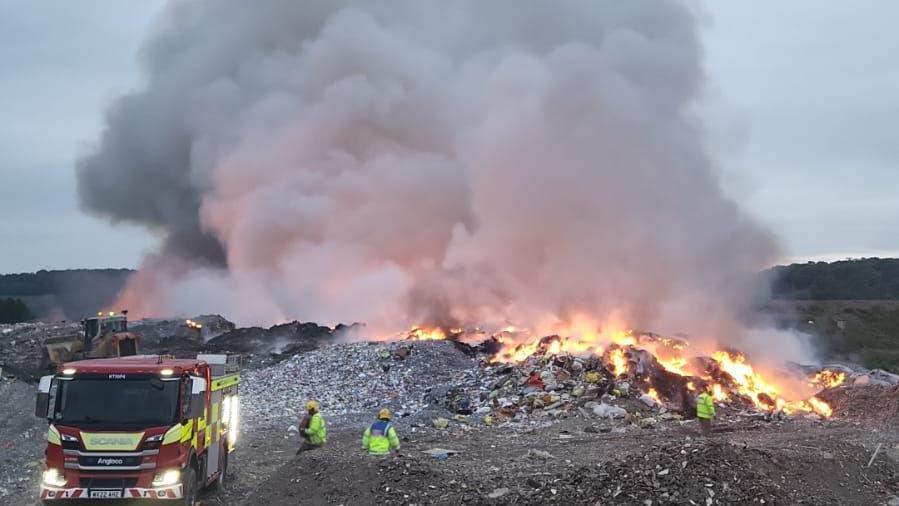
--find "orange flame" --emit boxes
[407,327,447,341]
[711,383,728,402]
[710,351,782,408]
[811,370,846,389]
[609,348,628,377]
[807,396,833,418]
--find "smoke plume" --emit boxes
[77,0,796,358]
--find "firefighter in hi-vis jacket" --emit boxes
[362,408,400,455]
[298,400,327,453]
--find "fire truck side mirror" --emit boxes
[35,375,54,418]
[188,377,207,419]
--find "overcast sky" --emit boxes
[0,1,896,273]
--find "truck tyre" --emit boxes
[212,444,229,492]
[182,466,197,506]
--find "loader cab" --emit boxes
[81,312,139,358]
[83,313,128,344]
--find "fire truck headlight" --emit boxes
[152,469,181,487]
[228,396,240,447]
[42,468,67,487]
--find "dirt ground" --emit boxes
[211,416,899,506]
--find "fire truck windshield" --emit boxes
[54,377,180,428]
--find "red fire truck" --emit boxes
[34,354,240,504]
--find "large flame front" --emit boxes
[405,317,838,418]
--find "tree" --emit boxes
[0,298,35,324]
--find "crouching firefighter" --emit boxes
[298,399,327,453]
[362,408,400,455]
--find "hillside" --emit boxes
[0,269,133,320]
[768,258,899,300]
[763,258,899,371]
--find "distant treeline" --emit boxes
[0,269,134,320]
[0,260,896,320]
[0,298,35,324]
[769,258,899,300]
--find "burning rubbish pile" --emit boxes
[405,325,846,421]
[131,314,234,343]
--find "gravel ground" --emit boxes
[0,378,44,505]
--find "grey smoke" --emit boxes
[77,0,798,359]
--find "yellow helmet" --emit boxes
[378,408,391,420]
[306,400,319,413]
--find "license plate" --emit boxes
[89,489,123,498]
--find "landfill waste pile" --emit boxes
[241,340,489,428]
[240,324,899,436]
[0,318,219,381]
[0,321,81,380]
[0,318,345,382]
[131,314,235,343]
[204,321,364,369]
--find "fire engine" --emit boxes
[34,354,240,504]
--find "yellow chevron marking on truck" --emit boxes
[181,420,194,443]
[162,424,184,445]
[211,374,240,391]
[47,425,61,446]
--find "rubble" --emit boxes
[240,341,488,427]
[523,438,898,505]
[817,385,899,425]
[131,314,234,342]
[488,487,510,499]
[0,318,338,382]
[853,369,899,387]
[0,321,81,380]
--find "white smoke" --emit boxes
[77,0,806,360]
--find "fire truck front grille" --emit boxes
[79,477,139,489]
[78,455,144,467]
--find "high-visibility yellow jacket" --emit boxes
[362,420,400,455]
[696,392,715,419]
[304,412,327,445]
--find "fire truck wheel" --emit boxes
[182,465,198,506]
[212,445,228,492]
